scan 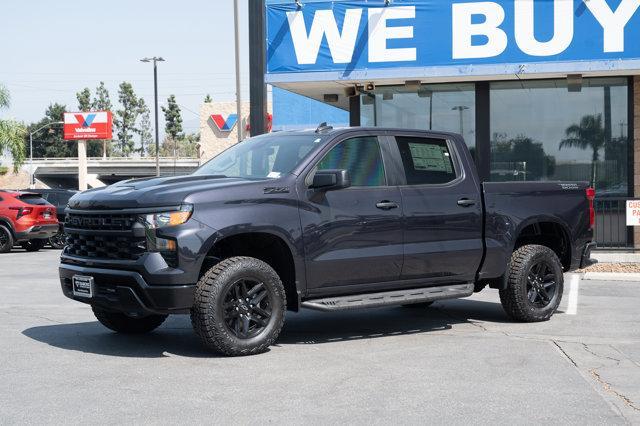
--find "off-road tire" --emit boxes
[401,301,434,308]
[21,239,46,252]
[499,244,564,322]
[191,256,286,356]
[92,306,168,334]
[0,225,13,253]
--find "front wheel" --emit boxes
[190,256,286,356]
[92,306,167,334]
[21,239,46,252]
[499,244,564,322]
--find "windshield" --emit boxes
[194,133,325,179]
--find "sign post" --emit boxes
[63,111,113,191]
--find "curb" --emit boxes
[582,272,640,282]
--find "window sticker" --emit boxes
[408,143,453,173]
[267,171,282,179]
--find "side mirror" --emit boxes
[310,169,351,191]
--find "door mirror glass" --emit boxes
[311,169,351,191]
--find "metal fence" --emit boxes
[594,197,633,249]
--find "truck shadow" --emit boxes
[22,299,510,358]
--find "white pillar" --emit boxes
[78,140,88,191]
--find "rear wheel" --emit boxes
[191,256,286,356]
[92,306,168,334]
[499,244,564,322]
[48,231,66,249]
[0,225,13,253]
[21,239,46,252]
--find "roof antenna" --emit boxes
[295,0,303,8]
[384,0,392,5]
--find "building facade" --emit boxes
[265,0,640,248]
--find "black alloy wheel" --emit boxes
[223,279,273,339]
[0,225,13,253]
[49,232,66,249]
[526,260,557,309]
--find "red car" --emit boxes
[0,190,59,253]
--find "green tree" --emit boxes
[76,88,92,111]
[92,81,113,158]
[162,95,183,140]
[0,84,26,171]
[149,132,199,158]
[137,99,153,156]
[113,82,140,156]
[560,114,605,185]
[25,103,73,159]
[204,94,213,103]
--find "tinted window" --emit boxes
[58,192,74,205]
[19,194,49,205]
[317,137,385,187]
[395,137,457,185]
[45,193,59,205]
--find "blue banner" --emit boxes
[266,0,640,80]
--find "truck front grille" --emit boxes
[64,213,147,261]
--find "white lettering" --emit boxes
[514,0,573,56]
[286,9,362,65]
[586,0,640,52]
[452,2,507,59]
[368,6,417,63]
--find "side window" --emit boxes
[316,137,386,187]
[395,137,457,185]
[47,194,58,205]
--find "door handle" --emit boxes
[457,198,476,207]
[376,201,399,210]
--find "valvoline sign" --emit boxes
[266,0,640,81]
[63,111,113,140]
[210,114,238,132]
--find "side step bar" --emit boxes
[301,283,474,312]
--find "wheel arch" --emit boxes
[199,230,302,311]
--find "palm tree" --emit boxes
[559,114,605,186]
[0,84,26,171]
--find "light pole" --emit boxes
[452,105,469,135]
[29,121,63,188]
[233,0,243,141]
[140,56,165,176]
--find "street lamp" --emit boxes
[140,56,165,177]
[29,121,63,188]
[452,105,469,135]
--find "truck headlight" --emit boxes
[142,204,193,229]
[140,204,193,268]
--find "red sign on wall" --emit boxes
[63,111,113,140]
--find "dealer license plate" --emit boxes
[72,275,94,298]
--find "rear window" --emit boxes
[58,193,74,205]
[395,137,458,185]
[19,194,49,205]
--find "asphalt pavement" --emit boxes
[0,249,639,425]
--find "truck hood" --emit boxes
[68,174,257,210]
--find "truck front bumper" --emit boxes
[59,263,195,316]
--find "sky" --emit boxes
[0,0,257,137]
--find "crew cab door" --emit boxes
[298,134,403,293]
[390,134,483,284]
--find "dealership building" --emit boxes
[263,0,640,248]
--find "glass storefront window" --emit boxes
[360,83,476,152]
[489,78,629,196]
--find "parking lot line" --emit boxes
[566,273,580,315]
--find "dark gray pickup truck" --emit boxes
[59,126,596,356]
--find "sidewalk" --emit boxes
[583,251,640,281]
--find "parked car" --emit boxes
[59,127,596,356]
[21,188,77,249]
[0,190,59,253]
